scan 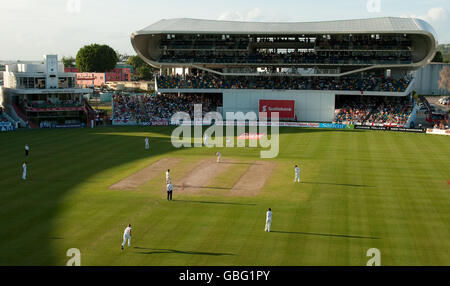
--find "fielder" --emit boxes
[121,224,132,250]
[295,165,300,183]
[215,152,221,163]
[265,208,272,232]
[25,144,30,158]
[166,169,171,184]
[145,137,150,150]
[22,162,27,180]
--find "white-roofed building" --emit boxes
[0,55,93,128]
[129,17,438,123]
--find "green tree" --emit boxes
[117,52,130,62]
[136,65,154,81]
[75,44,118,72]
[126,55,146,70]
[127,55,154,80]
[432,51,444,63]
[62,56,76,68]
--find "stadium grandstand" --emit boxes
[0,55,94,129]
[127,17,438,126]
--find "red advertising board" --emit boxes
[259,100,295,119]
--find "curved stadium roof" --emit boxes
[132,17,437,38]
[131,17,438,74]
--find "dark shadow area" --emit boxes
[133,247,235,256]
[300,181,376,188]
[172,199,256,206]
[271,230,380,240]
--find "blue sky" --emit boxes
[0,0,448,60]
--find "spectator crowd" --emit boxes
[335,97,413,126]
[160,50,412,65]
[112,93,221,123]
[157,74,411,93]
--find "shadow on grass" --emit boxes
[271,230,380,240]
[300,181,376,188]
[133,247,235,256]
[172,199,256,206]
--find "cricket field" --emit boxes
[0,126,449,266]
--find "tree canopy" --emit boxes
[127,55,154,80]
[76,44,118,72]
[62,56,76,68]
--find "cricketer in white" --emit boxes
[265,208,272,232]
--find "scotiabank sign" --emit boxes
[259,100,295,119]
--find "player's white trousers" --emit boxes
[145,143,149,150]
[295,173,300,182]
[122,234,131,247]
[22,171,26,180]
[265,219,271,232]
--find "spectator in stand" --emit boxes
[112,93,222,123]
[157,74,411,93]
[335,97,412,126]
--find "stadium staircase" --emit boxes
[0,109,18,126]
[419,95,432,113]
[11,104,38,128]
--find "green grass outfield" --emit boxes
[0,126,449,266]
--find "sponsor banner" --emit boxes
[259,100,295,119]
[54,124,85,129]
[113,120,137,126]
[319,123,347,129]
[280,122,320,128]
[139,120,169,126]
[354,125,387,131]
[355,123,405,128]
[171,121,324,128]
[237,133,265,140]
[388,127,425,133]
[354,125,426,133]
[426,129,450,136]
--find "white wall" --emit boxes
[222,89,335,122]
